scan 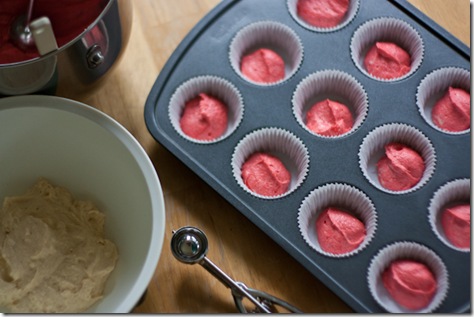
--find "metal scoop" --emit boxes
[10,0,36,51]
[171,226,302,313]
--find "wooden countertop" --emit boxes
[56,0,470,313]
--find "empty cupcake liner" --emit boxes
[292,69,368,138]
[287,0,360,32]
[297,182,377,258]
[358,123,436,194]
[168,75,244,144]
[367,241,449,313]
[231,127,309,199]
[229,20,304,86]
[416,67,470,135]
[350,17,424,82]
[428,178,470,252]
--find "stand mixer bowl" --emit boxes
[0,0,132,96]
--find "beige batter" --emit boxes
[0,178,118,313]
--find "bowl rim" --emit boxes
[0,95,165,313]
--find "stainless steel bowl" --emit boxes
[0,0,132,96]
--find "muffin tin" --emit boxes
[144,0,470,313]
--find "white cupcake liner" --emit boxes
[358,123,436,194]
[229,21,304,86]
[287,0,359,32]
[428,178,470,252]
[297,183,377,258]
[350,17,424,82]
[168,75,244,144]
[231,127,309,199]
[416,67,470,135]
[367,241,449,313]
[292,69,368,138]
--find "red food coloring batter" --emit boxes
[241,152,291,197]
[240,48,285,84]
[382,259,437,310]
[296,0,350,28]
[364,42,411,80]
[315,207,366,254]
[432,87,470,132]
[376,142,425,191]
[179,93,228,141]
[306,99,354,136]
[441,203,470,249]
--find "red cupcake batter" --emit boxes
[364,42,411,80]
[240,48,285,84]
[179,93,228,141]
[0,0,108,64]
[241,152,291,197]
[382,259,437,310]
[376,142,425,191]
[296,0,350,28]
[315,207,366,254]
[432,87,470,132]
[306,99,354,136]
[441,203,470,249]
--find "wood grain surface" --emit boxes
[55,0,470,313]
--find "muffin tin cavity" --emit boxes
[358,123,436,194]
[298,183,377,258]
[292,69,368,138]
[350,17,424,81]
[145,0,470,312]
[428,178,470,252]
[231,127,309,199]
[229,21,303,86]
[287,0,360,33]
[416,67,470,135]
[168,75,244,144]
[367,241,449,313]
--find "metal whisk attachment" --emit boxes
[170,226,302,313]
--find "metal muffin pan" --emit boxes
[145,0,470,312]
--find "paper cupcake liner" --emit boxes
[416,67,470,135]
[367,241,449,313]
[350,17,424,82]
[297,183,377,258]
[168,75,244,144]
[292,69,368,138]
[428,178,470,252]
[287,0,359,32]
[231,127,309,199]
[358,123,436,194]
[229,20,304,86]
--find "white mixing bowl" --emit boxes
[0,95,165,313]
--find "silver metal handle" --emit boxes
[170,226,301,313]
[232,282,303,313]
[199,257,272,313]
